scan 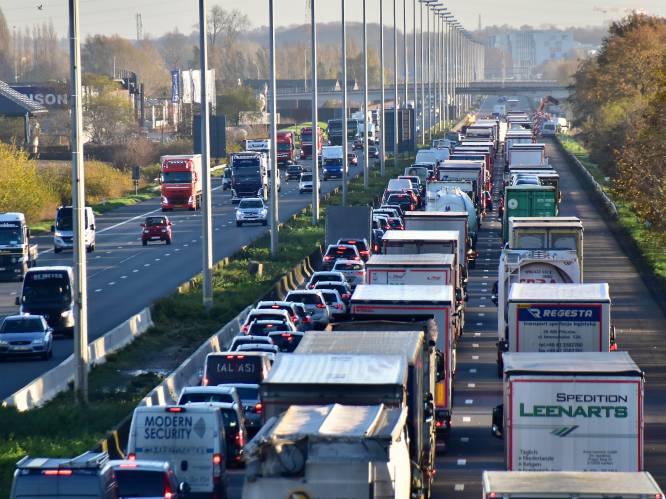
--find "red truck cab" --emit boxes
[276,131,295,166]
[300,126,323,160]
[160,154,202,211]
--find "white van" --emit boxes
[415,149,440,167]
[127,405,229,498]
[52,206,96,253]
[387,178,413,192]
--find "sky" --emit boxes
[3,0,666,39]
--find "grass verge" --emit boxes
[0,156,410,495]
[558,134,666,284]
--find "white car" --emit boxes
[236,197,268,227]
[299,172,313,194]
[332,259,366,287]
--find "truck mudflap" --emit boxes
[496,339,508,377]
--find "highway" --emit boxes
[0,158,366,398]
[431,95,666,497]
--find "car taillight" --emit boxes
[337,304,343,310]
[164,475,174,499]
[323,255,333,260]
[374,244,379,252]
[213,453,222,465]
[119,463,137,468]
[353,256,360,261]
[610,343,618,351]
[255,402,263,414]
[235,430,245,447]
[316,303,326,308]
[128,453,137,461]
[436,421,444,428]
[241,324,249,333]
[360,250,369,256]
[202,377,208,386]
[304,316,312,323]
[309,284,316,289]
[167,407,184,413]
[43,470,73,476]
[291,315,299,323]
[342,293,350,299]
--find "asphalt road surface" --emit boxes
[0,155,370,398]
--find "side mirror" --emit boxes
[50,225,56,234]
[90,224,95,231]
[15,296,20,306]
[492,280,498,295]
[491,295,498,306]
[140,223,145,227]
[492,404,504,439]
[435,351,446,383]
[26,228,31,239]
[178,482,191,496]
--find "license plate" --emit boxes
[12,346,30,351]
[0,267,5,271]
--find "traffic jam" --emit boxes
[7,106,662,499]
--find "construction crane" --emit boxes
[533,95,559,138]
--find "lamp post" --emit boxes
[363,0,369,188]
[393,0,399,159]
[379,0,386,176]
[268,0,279,256]
[341,0,348,204]
[310,0,320,225]
[412,0,417,152]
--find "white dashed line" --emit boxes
[132,269,139,273]
[95,288,102,293]
[144,263,150,267]
[465,399,473,405]
[474,332,481,337]
[483,269,489,272]
[468,383,476,388]
[472,355,479,360]
[455,484,465,491]
[120,275,127,279]
[155,258,160,262]
[108,282,115,286]
[469,368,477,373]
[479,304,486,308]
[175,248,180,251]
[476,322,483,326]
[460,437,470,443]
[183,244,189,247]
[165,253,170,256]
[472,343,479,348]
[462,416,471,423]
[478,313,485,317]
[457,459,467,466]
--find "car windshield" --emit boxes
[115,470,168,496]
[0,225,22,245]
[231,386,259,400]
[1,318,44,333]
[180,392,233,404]
[286,293,321,305]
[22,272,71,305]
[248,322,286,335]
[301,174,313,181]
[220,408,239,428]
[387,194,408,204]
[162,171,192,183]
[239,200,264,209]
[320,291,338,304]
[55,207,73,231]
[311,273,341,283]
[145,217,166,227]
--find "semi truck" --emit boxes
[365,253,457,288]
[0,212,37,281]
[299,126,323,160]
[508,143,546,167]
[276,131,295,166]
[439,160,486,209]
[229,152,268,203]
[507,283,612,353]
[482,471,664,499]
[160,154,202,211]
[350,284,456,431]
[494,249,582,374]
[502,185,558,241]
[243,404,412,499]
[496,352,644,472]
[296,327,440,495]
[426,184,479,229]
[324,206,372,247]
[326,118,344,146]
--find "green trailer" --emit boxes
[502,185,557,241]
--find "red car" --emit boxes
[348,153,358,166]
[141,216,173,245]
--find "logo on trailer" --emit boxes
[507,198,519,209]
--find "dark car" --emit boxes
[0,315,53,360]
[484,190,494,211]
[371,228,384,253]
[353,138,363,150]
[220,383,262,436]
[247,319,296,337]
[367,145,380,159]
[387,217,405,230]
[385,192,414,212]
[380,204,405,218]
[256,301,309,331]
[141,216,172,246]
[110,460,188,499]
[336,238,371,261]
[347,152,358,166]
[314,281,352,304]
[321,244,361,270]
[268,331,304,353]
[285,163,303,180]
[217,403,247,466]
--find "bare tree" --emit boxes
[207,6,250,52]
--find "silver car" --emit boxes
[317,288,347,319]
[236,197,268,227]
[284,289,331,328]
[332,259,366,287]
[0,315,53,360]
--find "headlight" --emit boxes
[161,196,168,204]
[32,339,44,345]
[61,309,73,318]
[54,231,62,237]
[161,228,167,233]
[143,229,149,234]
[0,339,7,345]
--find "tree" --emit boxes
[158,29,193,70]
[83,75,137,144]
[216,86,260,125]
[0,8,13,81]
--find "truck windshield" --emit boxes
[55,207,73,231]
[234,169,261,179]
[0,224,22,245]
[115,470,168,497]
[162,171,192,183]
[324,158,343,166]
[277,142,291,151]
[22,272,71,305]
[301,132,312,142]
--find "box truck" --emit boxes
[324,206,372,247]
[350,284,456,431]
[366,253,456,287]
[494,249,582,374]
[507,283,612,353]
[482,471,663,499]
[497,352,644,472]
[296,329,438,493]
[508,143,546,167]
[160,154,202,211]
[242,404,412,499]
[502,185,558,241]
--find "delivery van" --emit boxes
[203,352,272,386]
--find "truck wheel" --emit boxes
[54,247,61,254]
[236,221,242,227]
[165,238,171,245]
[142,240,148,246]
[86,245,93,253]
[262,220,267,226]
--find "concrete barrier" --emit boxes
[3,308,153,411]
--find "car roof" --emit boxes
[231,334,272,342]
[333,258,365,266]
[180,385,236,394]
[251,319,289,324]
[312,270,345,276]
[286,289,324,296]
[337,238,369,244]
[314,281,348,287]
[319,288,342,299]
[257,301,295,308]
[248,308,289,316]
[3,314,44,321]
[239,197,264,202]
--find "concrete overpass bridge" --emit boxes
[456,80,569,99]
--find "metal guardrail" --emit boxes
[3,308,153,411]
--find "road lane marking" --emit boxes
[108,282,115,286]
[95,288,102,292]
[472,343,479,348]
[144,263,150,267]
[465,399,473,404]
[120,275,127,279]
[462,417,471,423]
[468,383,475,388]
[476,323,483,326]
[469,368,476,373]
[132,269,139,273]
[457,459,466,466]
[478,313,485,316]
[474,332,481,337]
[472,355,479,360]
[460,437,469,443]
[455,484,465,491]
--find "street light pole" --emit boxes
[379,0,386,176]
[403,0,408,109]
[199,0,213,309]
[433,8,438,133]
[363,0,369,188]
[426,4,430,143]
[393,0,399,160]
[68,0,88,402]
[419,0,424,146]
[341,0,348,204]
[412,0,417,152]
[311,0,320,225]
[268,0,279,256]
